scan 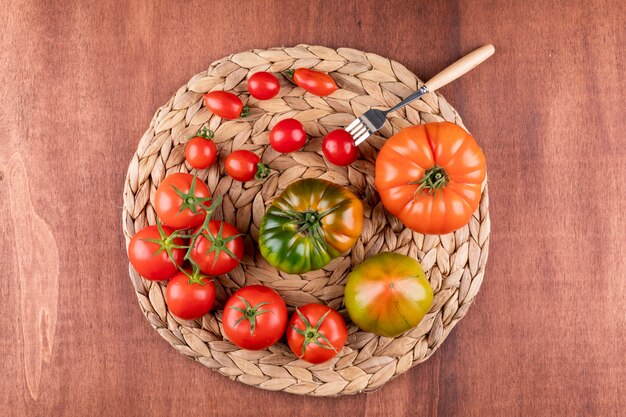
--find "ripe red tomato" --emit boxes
[286,303,347,364]
[287,68,338,96]
[203,91,248,119]
[128,224,186,281]
[225,150,270,182]
[322,129,358,166]
[269,118,307,153]
[185,127,217,169]
[247,72,280,100]
[222,285,288,350]
[166,270,215,320]
[154,173,212,229]
[190,220,244,276]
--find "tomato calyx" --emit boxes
[142,220,187,260]
[283,205,340,236]
[171,173,214,214]
[410,165,449,195]
[254,162,271,180]
[200,220,244,269]
[182,265,211,286]
[291,308,337,357]
[182,195,224,269]
[193,126,215,140]
[240,106,250,118]
[283,69,295,80]
[230,296,271,335]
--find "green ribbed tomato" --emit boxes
[344,252,433,337]
[258,179,363,274]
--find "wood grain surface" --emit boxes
[1,0,624,416]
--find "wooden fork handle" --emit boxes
[424,44,495,92]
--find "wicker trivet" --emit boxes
[122,45,490,396]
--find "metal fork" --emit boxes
[347,44,495,145]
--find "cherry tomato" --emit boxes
[247,72,280,100]
[269,118,307,153]
[128,224,186,281]
[154,173,212,229]
[225,150,270,182]
[322,129,358,166]
[165,270,215,320]
[185,127,217,169]
[203,91,248,119]
[222,285,288,350]
[287,68,338,96]
[286,303,347,364]
[190,220,244,276]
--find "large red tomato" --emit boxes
[222,285,287,350]
[128,224,186,281]
[375,122,487,234]
[165,270,215,320]
[154,173,212,229]
[190,220,244,276]
[286,303,347,364]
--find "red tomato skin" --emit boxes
[247,72,280,100]
[203,91,244,119]
[292,68,338,96]
[322,129,358,166]
[269,118,307,153]
[165,272,215,320]
[190,220,244,276]
[286,303,347,364]
[222,285,288,350]
[185,137,217,169]
[225,150,261,182]
[128,225,185,281]
[154,173,211,229]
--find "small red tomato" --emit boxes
[322,129,358,166]
[128,224,186,281]
[203,91,248,119]
[269,118,307,153]
[185,127,217,169]
[287,68,338,96]
[166,270,215,320]
[190,220,244,276]
[222,285,288,350]
[286,303,347,364]
[247,72,280,100]
[154,173,212,229]
[225,150,270,182]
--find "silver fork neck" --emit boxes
[386,85,429,114]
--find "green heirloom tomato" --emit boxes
[344,252,433,337]
[258,179,363,274]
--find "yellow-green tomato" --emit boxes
[344,252,433,337]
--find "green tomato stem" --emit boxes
[409,165,449,195]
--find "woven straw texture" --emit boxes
[122,45,490,396]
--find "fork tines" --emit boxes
[346,117,374,146]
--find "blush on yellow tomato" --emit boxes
[344,252,433,337]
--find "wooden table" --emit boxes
[1,0,624,415]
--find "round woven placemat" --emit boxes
[122,45,490,396]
